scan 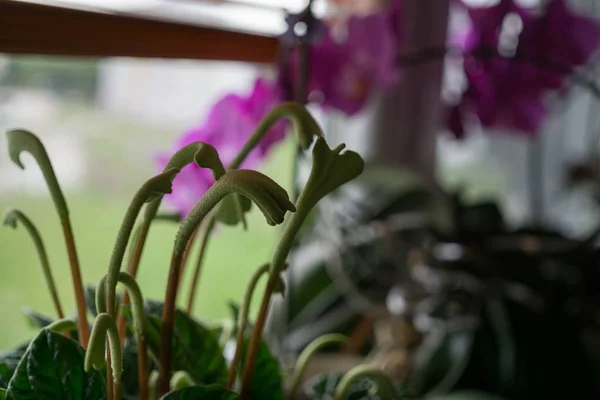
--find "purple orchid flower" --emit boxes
[449,0,600,138]
[285,0,400,115]
[157,78,285,216]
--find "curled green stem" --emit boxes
[116,142,225,345]
[290,334,350,394]
[85,313,122,400]
[158,170,295,395]
[228,102,322,170]
[240,138,364,399]
[98,272,150,400]
[226,264,285,388]
[149,371,160,400]
[3,209,64,319]
[46,318,77,333]
[105,169,179,325]
[170,371,196,391]
[6,129,90,347]
[334,365,398,400]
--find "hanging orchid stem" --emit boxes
[117,213,181,346]
[289,334,349,394]
[333,365,398,400]
[185,216,216,314]
[158,170,295,395]
[5,129,89,347]
[240,138,364,399]
[227,263,276,387]
[86,313,123,400]
[3,209,64,319]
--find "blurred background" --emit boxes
[3,0,600,399]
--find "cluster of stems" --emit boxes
[4,101,363,400]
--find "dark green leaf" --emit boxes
[22,308,53,329]
[6,329,106,400]
[240,339,284,400]
[160,384,239,400]
[413,331,474,396]
[124,307,227,385]
[0,341,29,389]
[425,391,507,400]
[0,387,5,400]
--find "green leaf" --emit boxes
[0,342,29,389]
[425,391,507,400]
[160,384,239,400]
[303,372,376,400]
[240,339,284,400]
[413,331,474,396]
[216,194,251,227]
[123,306,227,385]
[22,308,54,329]
[6,329,106,399]
[0,387,6,400]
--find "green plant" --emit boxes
[0,102,372,400]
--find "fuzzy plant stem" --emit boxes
[289,334,349,394]
[226,264,270,387]
[46,318,77,333]
[158,170,295,395]
[3,209,64,319]
[116,142,223,345]
[170,371,196,391]
[184,103,320,315]
[6,129,90,347]
[239,207,308,398]
[86,313,123,400]
[185,216,215,314]
[240,138,364,399]
[334,365,398,400]
[105,169,178,337]
[228,102,321,170]
[117,213,180,346]
[98,272,150,400]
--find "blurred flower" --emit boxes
[286,0,400,115]
[449,0,600,138]
[157,78,285,216]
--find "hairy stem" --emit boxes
[3,209,64,319]
[185,217,215,314]
[98,273,150,400]
[158,170,295,395]
[226,264,270,387]
[240,207,308,398]
[46,318,77,333]
[105,169,178,335]
[86,313,122,400]
[334,365,398,400]
[170,371,196,391]
[289,334,349,394]
[6,129,90,347]
[228,102,321,170]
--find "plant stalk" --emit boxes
[226,263,270,387]
[185,217,215,314]
[62,221,90,347]
[239,206,308,398]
